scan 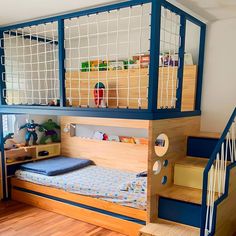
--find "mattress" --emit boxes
[15,165,146,210]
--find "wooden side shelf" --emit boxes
[5,143,61,165]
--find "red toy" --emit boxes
[94,82,105,107]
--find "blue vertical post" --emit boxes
[195,24,206,111]
[176,15,186,110]
[0,29,6,106]
[0,114,7,199]
[148,0,162,112]
[58,20,66,107]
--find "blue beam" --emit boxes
[0,114,7,199]
[176,16,186,110]
[0,0,153,31]
[195,24,206,110]
[148,0,162,111]
[58,19,66,107]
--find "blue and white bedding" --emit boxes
[15,165,147,210]
[20,157,92,176]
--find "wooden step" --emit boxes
[174,156,208,189]
[140,221,200,236]
[159,184,203,204]
[189,131,221,139]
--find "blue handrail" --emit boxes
[200,107,236,236]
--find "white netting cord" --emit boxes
[205,120,236,235]
[77,17,82,107]
[115,9,120,108]
[159,7,180,109]
[1,22,59,105]
[105,12,109,108]
[64,4,151,109]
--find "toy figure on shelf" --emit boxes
[3,133,16,150]
[19,120,41,146]
[94,82,106,107]
[39,119,60,144]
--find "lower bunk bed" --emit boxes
[11,157,147,236]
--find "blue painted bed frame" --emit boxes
[0,0,206,120]
[0,0,206,233]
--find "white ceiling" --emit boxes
[174,0,236,21]
[0,0,236,27]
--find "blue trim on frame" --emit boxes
[0,115,7,199]
[175,15,186,110]
[13,186,146,225]
[58,19,66,107]
[0,0,153,31]
[0,105,201,120]
[148,0,162,112]
[158,197,201,228]
[200,108,236,236]
[195,24,206,110]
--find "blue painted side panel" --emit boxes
[148,0,162,112]
[158,197,201,228]
[0,115,7,199]
[187,137,219,158]
[176,16,186,110]
[58,19,66,107]
[13,186,146,225]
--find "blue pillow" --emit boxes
[20,156,92,176]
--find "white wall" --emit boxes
[201,18,236,132]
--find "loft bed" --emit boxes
[0,0,221,236]
[0,0,206,120]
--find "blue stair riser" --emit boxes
[158,197,201,228]
[187,137,219,158]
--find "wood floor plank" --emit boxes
[0,201,125,236]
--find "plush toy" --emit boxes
[39,119,60,144]
[19,120,41,146]
[3,133,16,150]
[94,82,106,107]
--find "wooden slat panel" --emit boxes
[65,65,197,110]
[146,116,201,223]
[60,116,149,172]
[11,178,146,221]
[11,189,142,236]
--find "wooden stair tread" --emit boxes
[140,221,200,236]
[189,131,221,139]
[175,156,209,168]
[159,185,203,204]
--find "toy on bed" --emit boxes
[19,120,41,146]
[39,119,60,144]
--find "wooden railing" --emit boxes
[201,107,236,236]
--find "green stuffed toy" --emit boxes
[39,119,60,144]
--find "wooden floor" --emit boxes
[0,201,125,236]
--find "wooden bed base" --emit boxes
[11,178,146,236]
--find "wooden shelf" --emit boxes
[75,136,148,146]
[5,143,61,166]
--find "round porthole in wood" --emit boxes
[161,176,167,185]
[154,133,169,157]
[153,160,162,175]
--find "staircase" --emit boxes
[140,108,236,236]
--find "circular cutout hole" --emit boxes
[154,133,169,157]
[161,176,168,185]
[163,159,168,167]
[153,160,162,175]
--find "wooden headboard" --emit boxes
[60,116,149,172]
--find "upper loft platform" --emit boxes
[0,0,206,120]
